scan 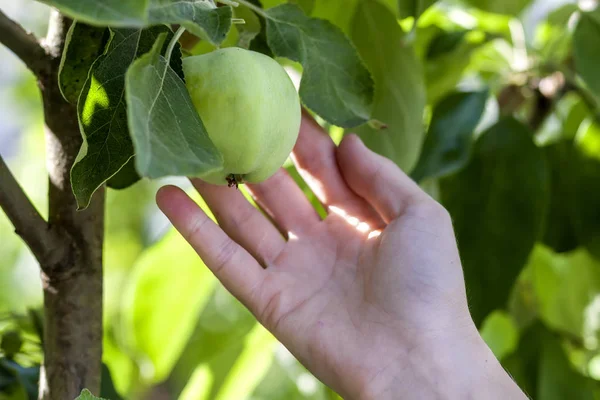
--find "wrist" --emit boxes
[353,327,526,400]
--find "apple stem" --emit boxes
[226,174,245,189]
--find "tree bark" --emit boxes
[0,7,106,400]
[37,11,105,400]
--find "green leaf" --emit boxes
[74,389,108,400]
[507,322,590,398]
[213,326,275,400]
[234,4,262,49]
[311,0,358,34]
[294,0,316,15]
[259,0,284,8]
[351,0,426,172]
[125,33,223,179]
[250,343,332,399]
[479,311,519,361]
[35,1,232,47]
[463,0,532,16]
[398,0,437,20]
[548,93,591,144]
[505,322,595,400]
[35,0,148,26]
[538,334,595,400]
[527,246,600,339]
[440,118,549,326]
[122,230,216,383]
[424,29,489,104]
[100,363,123,400]
[0,359,38,400]
[265,4,374,128]
[238,1,272,56]
[535,9,575,66]
[58,22,109,104]
[147,0,233,46]
[547,4,579,26]
[261,0,315,14]
[106,157,140,189]
[543,139,600,258]
[0,331,22,359]
[425,30,468,59]
[171,286,257,398]
[411,90,488,182]
[574,9,600,100]
[578,117,600,161]
[542,144,579,253]
[503,322,544,396]
[71,25,178,209]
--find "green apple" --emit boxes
[183,47,301,186]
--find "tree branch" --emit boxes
[37,11,105,399]
[0,8,50,77]
[0,154,63,264]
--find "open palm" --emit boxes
[157,114,478,398]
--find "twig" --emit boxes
[0,8,50,77]
[0,155,62,264]
[236,0,269,19]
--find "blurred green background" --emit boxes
[2,0,600,399]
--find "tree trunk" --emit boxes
[37,11,105,400]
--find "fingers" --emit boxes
[246,169,320,236]
[190,179,286,267]
[292,112,384,226]
[156,185,265,306]
[336,134,428,223]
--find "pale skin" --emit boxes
[157,114,528,399]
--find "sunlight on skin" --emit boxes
[284,203,381,241]
[328,205,378,237]
[292,161,327,202]
[368,230,382,240]
[156,116,529,399]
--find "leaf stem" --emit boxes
[166,26,186,63]
[236,0,269,19]
[217,0,239,6]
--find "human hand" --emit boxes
[157,114,526,399]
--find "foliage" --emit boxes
[351,0,426,171]
[74,389,107,400]
[1,0,600,399]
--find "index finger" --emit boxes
[156,185,265,309]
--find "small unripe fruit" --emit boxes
[183,48,301,186]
